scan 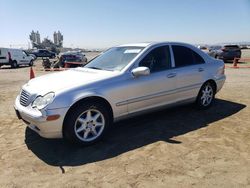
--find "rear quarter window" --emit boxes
[193,50,205,64]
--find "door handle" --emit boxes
[198,68,204,72]
[167,73,177,78]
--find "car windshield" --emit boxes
[22,51,28,56]
[84,47,144,71]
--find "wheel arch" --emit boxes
[201,79,217,93]
[10,59,18,68]
[62,96,114,133]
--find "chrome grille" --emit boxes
[20,90,30,106]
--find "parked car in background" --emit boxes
[208,45,241,61]
[28,53,37,60]
[14,42,226,145]
[49,51,88,68]
[30,49,56,59]
[240,45,248,49]
[197,45,209,54]
[60,51,87,62]
[0,48,34,68]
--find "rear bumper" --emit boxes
[216,76,226,93]
[14,96,69,138]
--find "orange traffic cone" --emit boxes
[233,58,238,68]
[30,66,35,79]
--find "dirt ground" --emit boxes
[0,52,250,187]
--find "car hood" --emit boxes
[22,68,118,95]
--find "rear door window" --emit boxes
[172,45,205,67]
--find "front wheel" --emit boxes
[11,60,18,68]
[29,60,34,66]
[63,101,111,145]
[196,82,215,109]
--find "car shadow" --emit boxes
[25,99,246,167]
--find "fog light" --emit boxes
[46,115,60,121]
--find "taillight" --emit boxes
[218,63,225,75]
[8,52,11,60]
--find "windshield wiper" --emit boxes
[87,66,114,71]
[87,66,103,70]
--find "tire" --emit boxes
[63,101,112,145]
[29,60,34,66]
[195,82,215,109]
[11,60,18,69]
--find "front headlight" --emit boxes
[32,92,55,110]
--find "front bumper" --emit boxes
[14,96,69,138]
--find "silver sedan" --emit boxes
[14,42,226,145]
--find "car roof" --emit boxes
[118,43,152,47]
[118,42,195,48]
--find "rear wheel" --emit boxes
[11,60,18,68]
[63,101,112,145]
[196,82,215,109]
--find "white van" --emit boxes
[0,48,34,68]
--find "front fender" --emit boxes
[47,90,105,110]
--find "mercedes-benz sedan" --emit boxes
[14,42,226,145]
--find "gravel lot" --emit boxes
[0,52,249,187]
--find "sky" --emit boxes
[0,0,250,49]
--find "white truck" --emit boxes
[0,48,34,68]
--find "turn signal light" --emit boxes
[46,115,60,121]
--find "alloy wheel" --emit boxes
[74,109,105,142]
[200,84,214,106]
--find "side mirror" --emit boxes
[131,67,150,77]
